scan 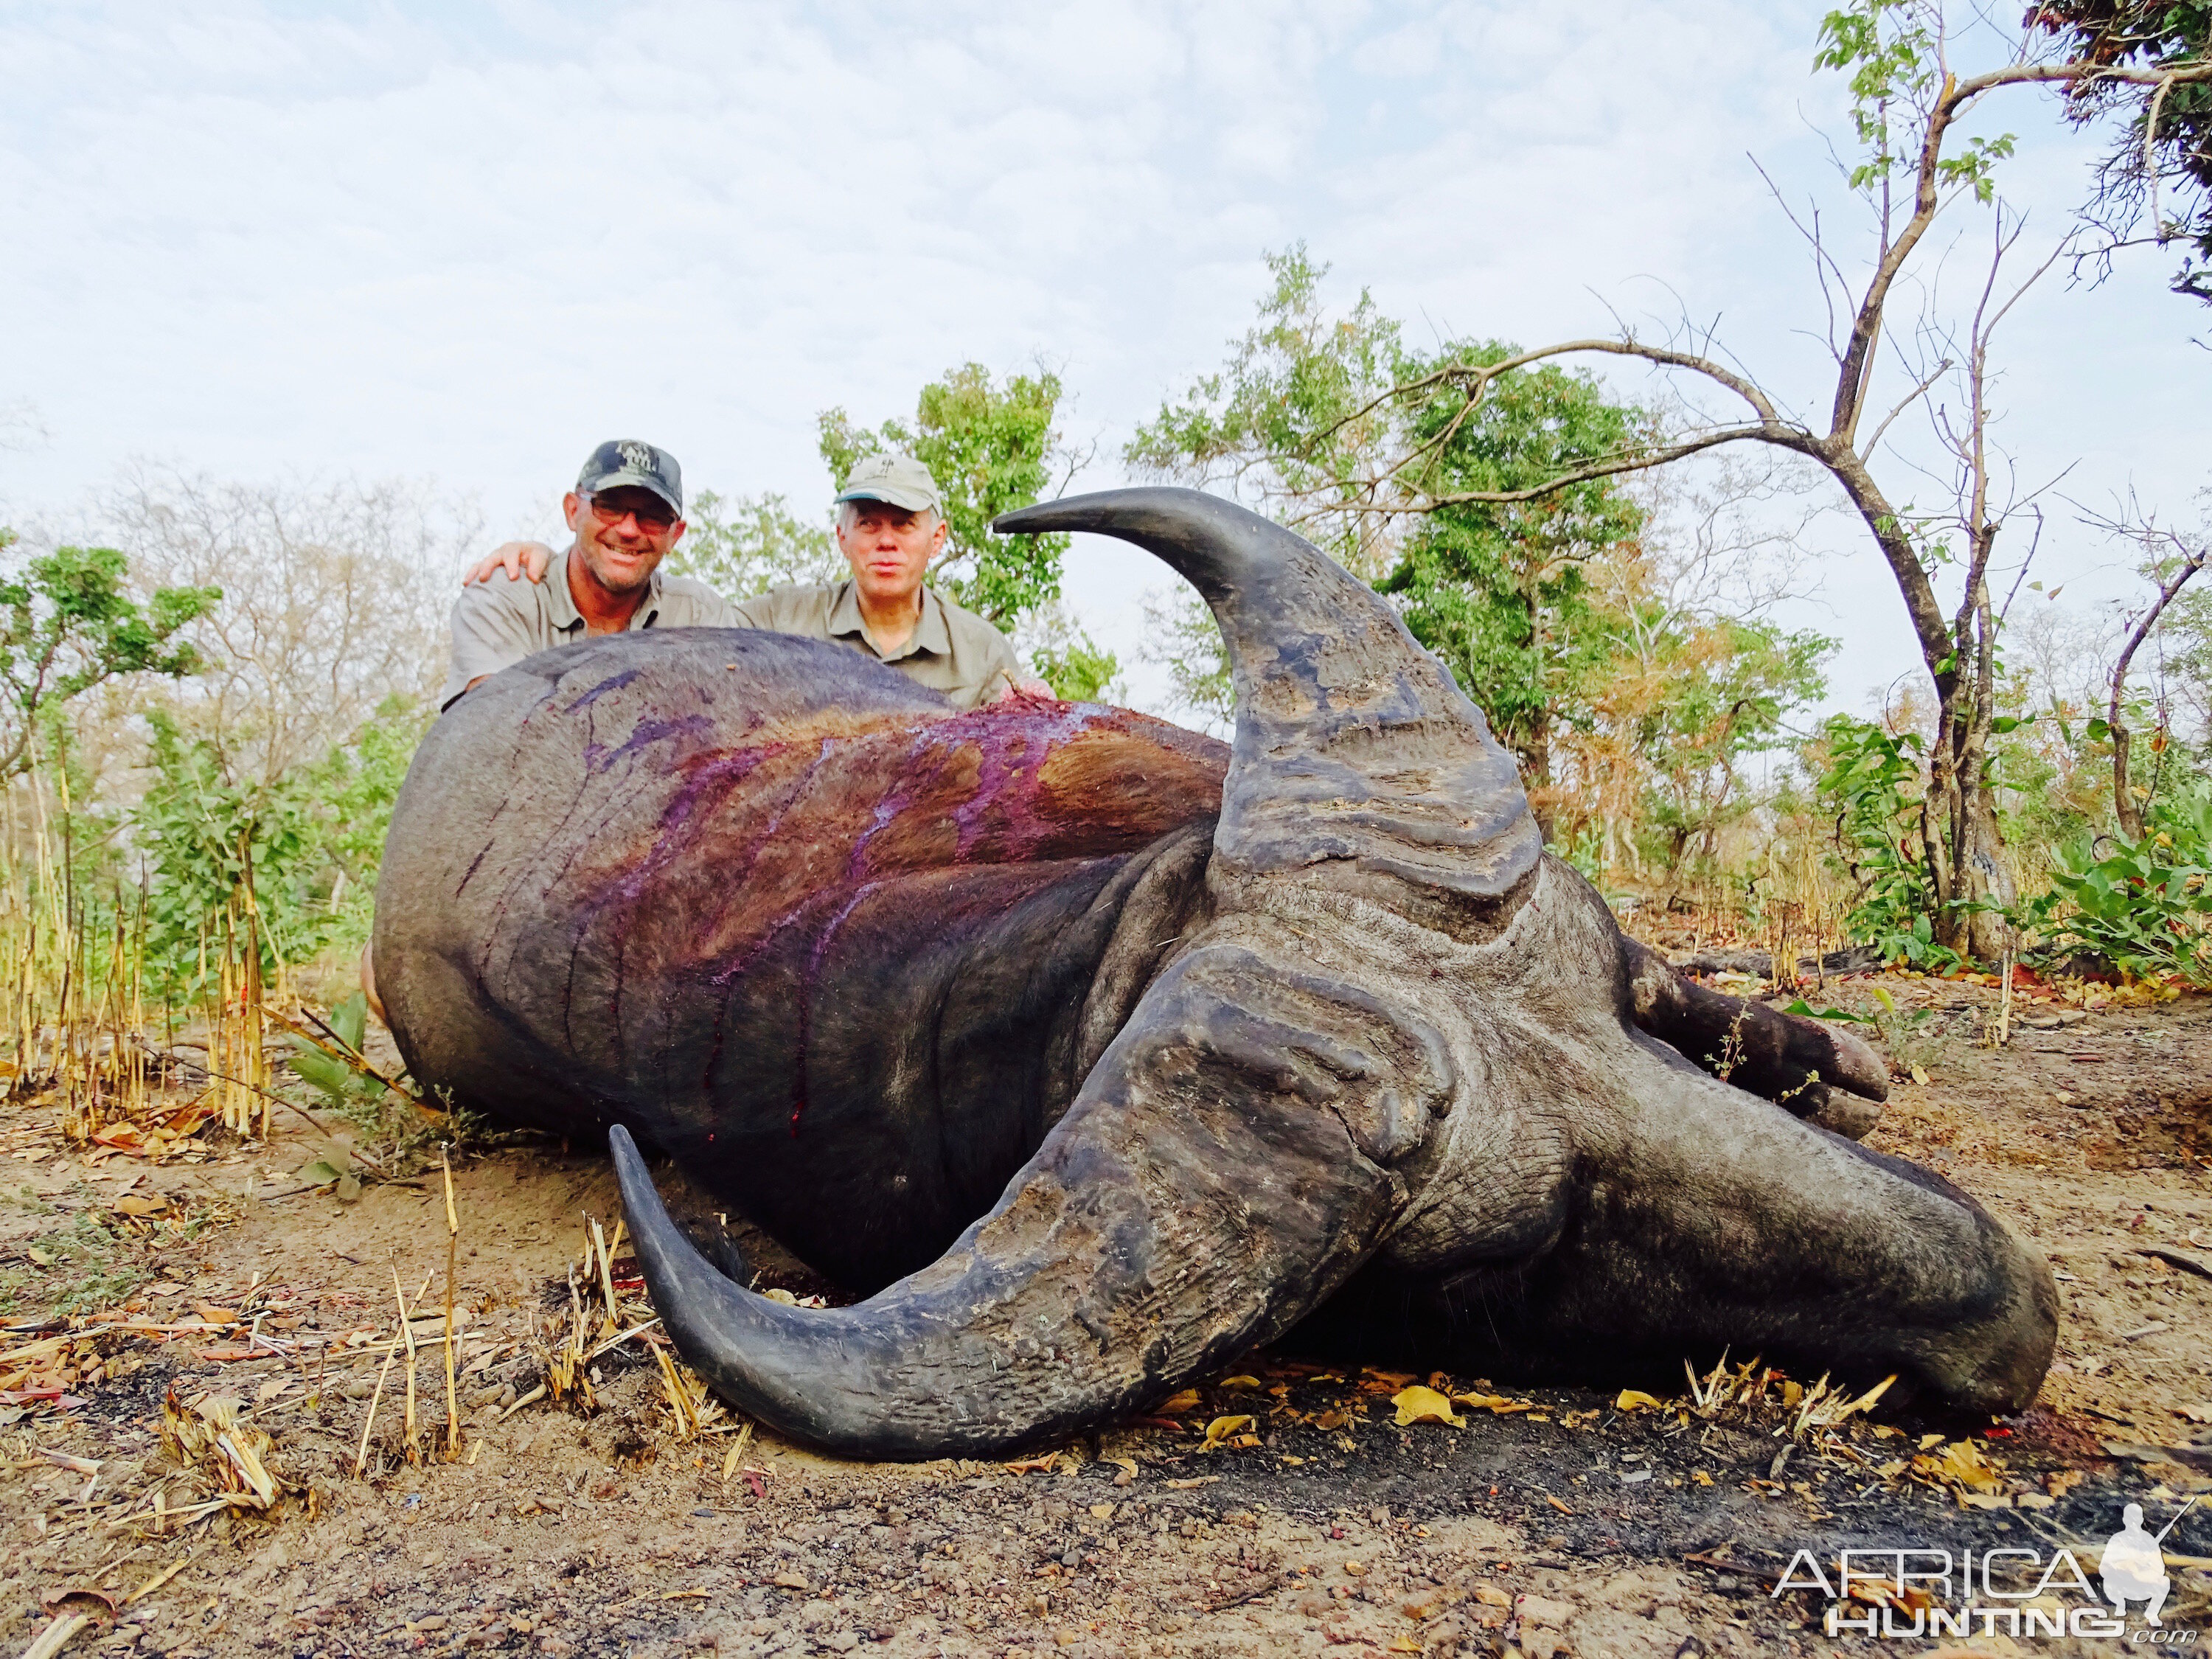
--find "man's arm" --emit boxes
[439,585,539,710]
[463,542,556,586]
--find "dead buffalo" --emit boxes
[372,487,2055,1458]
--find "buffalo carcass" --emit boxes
[372,487,2055,1458]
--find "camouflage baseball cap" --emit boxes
[577,439,684,516]
[835,452,943,518]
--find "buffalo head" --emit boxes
[560,488,2056,1455]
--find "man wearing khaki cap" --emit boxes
[442,439,737,711]
[465,452,1042,710]
[733,452,1036,709]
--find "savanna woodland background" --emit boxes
[4,3,2212,1657]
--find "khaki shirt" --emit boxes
[440,549,740,710]
[733,580,1025,710]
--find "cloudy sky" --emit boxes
[3,0,2202,717]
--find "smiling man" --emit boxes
[439,439,736,711]
[463,451,1043,710]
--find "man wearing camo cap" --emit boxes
[463,451,1041,710]
[441,439,738,711]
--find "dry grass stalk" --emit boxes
[396,1266,420,1464]
[591,1217,617,1335]
[125,1544,207,1605]
[653,1343,699,1440]
[20,1610,94,1659]
[440,1144,461,1461]
[720,1421,754,1482]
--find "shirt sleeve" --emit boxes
[440,586,535,712]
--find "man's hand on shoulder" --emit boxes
[463,541,555,586]
[991,678,1060,705]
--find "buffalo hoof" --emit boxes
[1810,1088,1882,1140]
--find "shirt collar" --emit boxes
[828,580,950,661]
[550,546,662,633]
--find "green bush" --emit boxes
[1813,717,1963,970]
[2013,783,2212,984]
[133,695,428,995]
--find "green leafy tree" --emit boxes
[1381,346,1649,816]
[1023,602,1125,703]
[817,363,1079,628]
[1597,608,1832,879]
[0,535,218,779]
[1128,246,1407,577]
[667,490,841,599]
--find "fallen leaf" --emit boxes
[1388,1638,1421,1653]
[1160,1389,1202,1413]
[113,1193,168,1217]
[1004,1454,1060,1475]
[771,1572,808,1591]
[1472,1584,1511,1607]
[1451,1393,1535,1415]
[1200,1414,1256,1450]
[192,1304,239,1326]
[1343,1561,1368,1576]
[1218,1375,1262,1388]
[1164,1475,1218,1490]
[1391,1386,1465,1428]
[1614,1389,1664,1411]
[1312,1411,1349,1432]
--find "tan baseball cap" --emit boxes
[835,452,944,517]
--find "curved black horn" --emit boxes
[615,943,1435,1458]
[996,487,1538,898]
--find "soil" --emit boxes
[3,969,2209,1659]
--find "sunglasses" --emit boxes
[583,493,678,530]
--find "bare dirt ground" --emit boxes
[3,967,2208,1659]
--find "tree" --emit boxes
[104,469,472,787]
[2027,1,2212,300]
[817,363,1082,629]
[1323,0,2206,961]
[1130,258,1832,833]
[0,532,215,782]
[1380,345,1649,824]
[1127,246,1408,578]
[667,490,841,598]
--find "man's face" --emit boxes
[564,486,685,597]
[837,501,945,609]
